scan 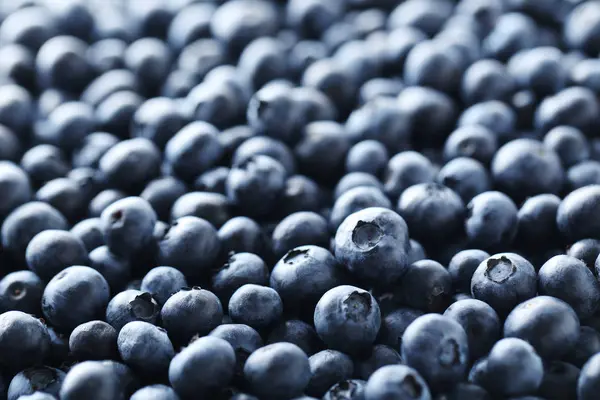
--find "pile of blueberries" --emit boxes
[6,0,600,399]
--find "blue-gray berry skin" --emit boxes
[314,285,381,357]
[334,207,410,287]
[401,314,469,392]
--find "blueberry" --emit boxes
[21,145,69,188]
[381,27,426,75]
[322,379,367,400]
[70,218,104,253]
[161,69,198,98]
[106,290,159,332]
[397,259,452,313]
[564,2,600,55]
[0,161,30,218]
[314,285,381,356]
[344,141,389,178]
[168,336,235,397]
[436,383,491,400]
[161,287,223,345]
[118,321,174,378]
[99,138,162,193]
[437,158,491,204]
[167,3,215,51]
[447,250,491,295]
[193,167,230,194]
[2,202,68,257]
[0,6,57,51]
[444,299,501,362]
[388,0,453,36]
[81,69,137,109]
[95,91,143,138]
[210,0,279,55]
[246,85,298,145]
[124,38,172,97]
[100,197,157,259]
[130,385,179,400]
[504,296,580,360]
[243,342,310,400]
[538,361,580,400]
[535,87,600,135]
[566,326,600,368]
[89,189,126,218]
[397,86,457,149]
[465,191,518,251]
[492,139,564,201]
[539,255,600,319]
[306,350,354,398]
[483,338,544,397]
[295,121,350,184]
[459,100,517,144]
[0,270,43,315]
[0,84,32,133]
[157,216,220,279]
[86,39,126,74]
[330,186,392,231]
[398,183,464,245]
[334,207,410,286]
[58,361,119,400]
[0,125,21,163]
[36,36,92,93]
[212,253,269,308]
[507,47,566,98]
[482,13,538,61]
[567,160,600,190]
[208,323,263,383]
[233,136,296,176]
[186,80,245,130]
[217,217,266,257]
[404,40,462,94]
[0,44,34,91]
[140,266,187,306]
[0,311,50,372]
[286,0,343,39]
[444,127,497,166]
[170,192,230,228]
[226,155,287,218]
[25,230,88,282]
[516,194,561,251]
[401,314,469,391]
[140,177,187,222]
[7,366,65,400]
[354,344,402,381]
[383,151,437,201]
[569,59,600,96]
[228,284,283,332]
[42,266,110,333]
[335,172,383,201]
[461,59,515,105]
[35,178,86,222]
[570,239,600,272]
[557,185,600,242]
[72,132,119,169]
[471,253,537,317]
[69,321,118,361]
[132,97,187,149]
[346,98,410,154]
[302,59,356,116]
[267,319,323,356]
[376,307,423,349]
[364,364,431,400]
